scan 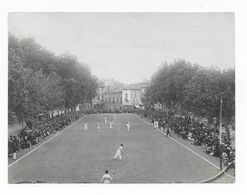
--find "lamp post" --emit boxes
[219,98,223,170]
[22,90,28,128]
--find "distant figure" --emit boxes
[32,180,37,184]
[105,117,107,123]
[109,121,113,129]
[12,141,17,160]
[114,144,124,160]
[126,122,130,132]
[154,121,159,128]
[97,122,100,129]
[101,170,113,183]
[166,126,172,137]
[84,122,88,131]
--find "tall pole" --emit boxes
[219,98,223,170]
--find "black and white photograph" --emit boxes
[7,12,236,184]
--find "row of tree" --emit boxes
[144,60,235,124]
[8,34,98,125]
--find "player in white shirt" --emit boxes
[109,121,113,129]
[97,122,100,129]
[104,117,107,123]
[126,121,130,132]
[100,170,113,183]
[84,122,88,131]
[113,144,123,160]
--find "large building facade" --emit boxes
[92,81,105,109]
[122,83,150,107]
[93,80,150,111]
[103,89,122,111]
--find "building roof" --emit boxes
[123,82,150,90]
[109,88,122,93]
[98,82,105,88]
[103,87,123,94]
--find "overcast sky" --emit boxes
[8,12,234,84]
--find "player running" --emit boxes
[84,122,88,131]
[100,170,113,183]
[109,121,113,129]
[113,144,124,160]
[126,121,130,132]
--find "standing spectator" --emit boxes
[11,139,17,160]
[8,138,13,157]
[166,126,172,137]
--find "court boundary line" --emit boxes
[9,113,235,181]
[136,115,221,170]
[224,172,235,179]
[136,115,236,180]
[8,115,87,168]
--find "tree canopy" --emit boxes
[144,59,235,123]
[8,34,98,124]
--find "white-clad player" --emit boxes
[113,144,124,160]
[126,121,130,132]
[97,122,100,129]
[109,121,113,129]
[84,122,88,131]
[100,170,113,183]
[104,117,107,123]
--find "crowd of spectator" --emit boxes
[87,108,137,114]
[9,108,235,168]
[8,112,81,160]
[140,109,235,167]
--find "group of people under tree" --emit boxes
[140,109,235,167]
[8,112,81,160]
